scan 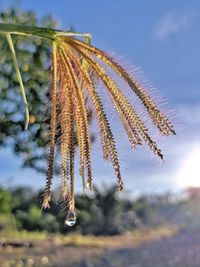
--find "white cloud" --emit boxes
[154,12,189,40]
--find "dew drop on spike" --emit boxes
[86,182,90,189]
[64,211,76,227]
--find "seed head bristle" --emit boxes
[43,34,175,212]
[66,37,176,136]
[70,44,163,159]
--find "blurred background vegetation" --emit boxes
[1,184,200,236]
[1,183,200,266]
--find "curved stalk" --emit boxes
[6,33,29,130]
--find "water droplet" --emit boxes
[86,182,90,189]
[64,211,76,226]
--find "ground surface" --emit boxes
[82,229,200,267]
[1,227,200,267]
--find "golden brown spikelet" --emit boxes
[42,34,175,213]
[42,42,57,209]
[58,73,71,200]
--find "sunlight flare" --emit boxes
[177,145,200,188]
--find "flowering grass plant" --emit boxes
[0,23,175,217]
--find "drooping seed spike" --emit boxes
[66,37,176,137]
[59,45,93,190]
[70,43,163,160]
[42,41,58,209]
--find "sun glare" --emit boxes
[177,146,200,188]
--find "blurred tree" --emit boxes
[28,204,42,222]
[0,187,17,232]
[11,186,35,212]
[93,185,122,235]
[39,213,59,232]
[76,185,132,235]
[132,196,152,223]
[75,193,101,235]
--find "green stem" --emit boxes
[0,23,91,40]
[6,33,29,130]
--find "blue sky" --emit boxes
[0,0,200,194]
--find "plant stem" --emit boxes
[6,33,29,130]
[0,23,91,40]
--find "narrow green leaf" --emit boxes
[6,33,29,130]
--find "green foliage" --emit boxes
[0,214,16,232]
[0,188,12,213]
[28,205,42,222]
